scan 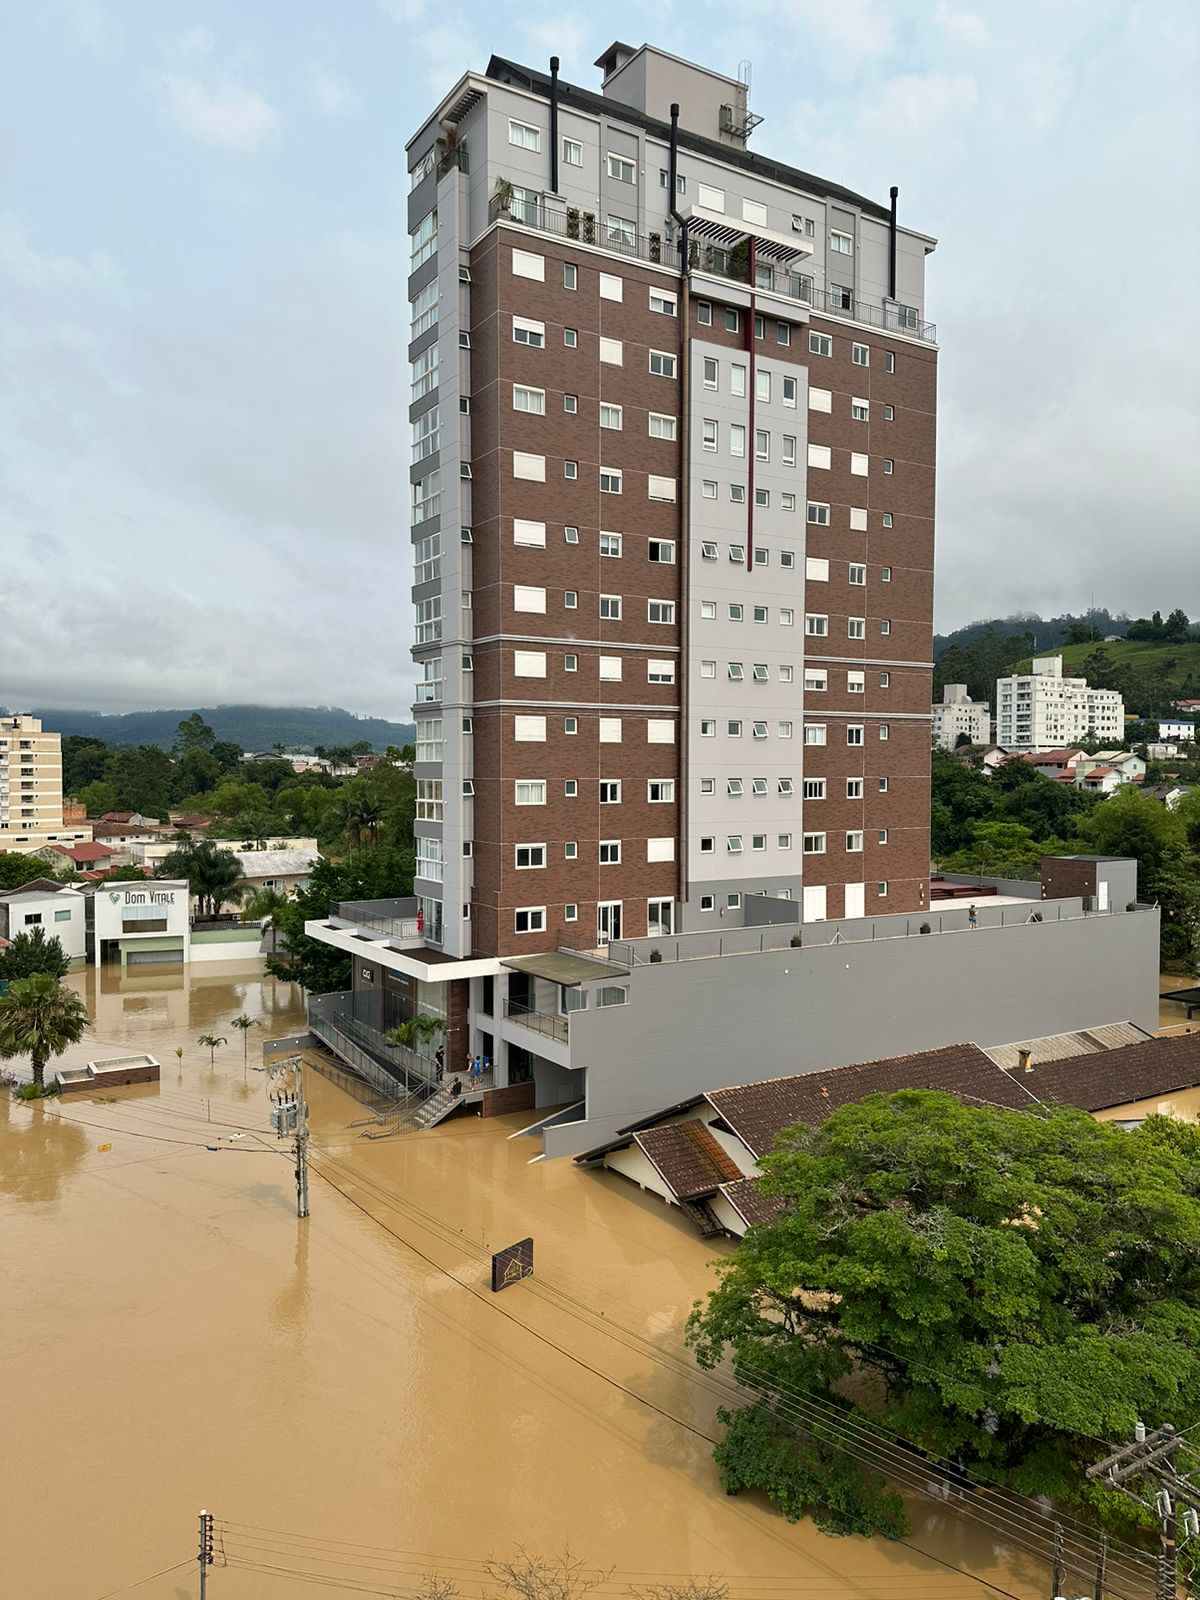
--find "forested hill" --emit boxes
[26,705,416,753]
[933,609,1129,656]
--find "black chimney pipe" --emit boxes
[888,185,898,300]
[668,102,687,270]
[550,57,560,195]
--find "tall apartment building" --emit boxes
[0,714,91,854]
[405,40,937,957]
[932,683,990,749]
[306,41,951,1130]
[995,657,1124,751]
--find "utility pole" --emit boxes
[1087,1424,1200,1600]
[268,1053,310,1218]
[198,1508,213,1599]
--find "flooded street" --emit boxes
[2,963,1061,1597]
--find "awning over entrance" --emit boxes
[502,951,630,988]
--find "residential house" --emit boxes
[0,879,88,964]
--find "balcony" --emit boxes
[334,898,424,941]
[504,999,569,1045]
[487,194,936,342]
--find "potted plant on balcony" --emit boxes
[437,121,465,174]
[387,1014,445,1056]
[493,177,513,218]
[581,211,596,244]
[566,206,580,239]
[649,230,662,263]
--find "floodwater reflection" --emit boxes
[1,960,1051,1599]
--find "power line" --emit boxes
[91,1557,193,1598]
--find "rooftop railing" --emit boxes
[487,193,936,342]
[504,1000,569,1045]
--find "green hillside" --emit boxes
[22,704,416,754]
[1012,641,1200,718]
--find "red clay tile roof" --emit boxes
[64,842,113,862]
[706,1043,1033,1160]
[718,1176,788,1229]
[634,1120,744,1200]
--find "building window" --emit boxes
[564,393,578,414]
[600,403,623,430]
[727,720,742,737]
[846,831,864,853]
[703,357,719,390]
[599,839,622,864]
[515,780,546,806]
[830,229,853,255]
[696,300,712,324]
[600,469,623,495]
[783,375,798,407]
[847,778,864,798]
[805,614,829,637]
[565,903,578,921]
[729,544,746,564]
[509,119,540,151]
[848,617,866,639]
[727,835,743,854]
[731,364,747,397]
[564,525,580,543]
[828,285,852,312]
[878,830,889,845]
[803,833,826,854]
[600,594,622,619]
[878,777,889,792]
[606,214,636,248]
[882,513,894,528]
[724,308,740,333]
[885,351,896,372]
[515,844,547,870]
[513,316,545,348]
[564,780,578,797]
[729,602,744,621]
[809,332,831,358]
[564,328,579,348]
[649,288,677,315]
[599,780,621,803]
[599,272,623,302]
[514,906,547,934]
[728,777,744,796]
[883,403,894,420]
[512,385,545,414]
[649,413,677,440]
[880,619,892,635]
[700,601,716,619]
[700,719,716,737]
[730,484,746,504]
[648,779,675,803]
[803,778,825,800]
[880,671,891,688]
[807,502,830,526]
[649,350,677,378]
[803,724,826,746]
[410,209,437,268]
[607,152,636,183]
[599,531,622,558]
[564,716,578,735]
[846,725,864,746]
[562,138,582,168]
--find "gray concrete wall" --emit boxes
[545,903,1161,1156]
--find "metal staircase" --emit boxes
[413,1083,463,1129]
[679,1197,724,1238]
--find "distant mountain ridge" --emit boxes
[25,704,416,753]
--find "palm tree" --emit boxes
[160,837,246,921]
[197,1033,227,1067]
[356,797,384,847]
[242,887,290,954]
[0,974,89,1091]
[231,1014,258,1068]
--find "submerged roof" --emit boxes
[633,1120,743,1200]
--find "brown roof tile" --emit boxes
[718,1176,788,1229]
[706,1043,1032,1160]
[1018,1032,1200,1113]
[633,1120,744,1200]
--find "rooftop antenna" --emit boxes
[721,59,763,141]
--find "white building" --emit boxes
[89,880,190,969]
[1158,719,1196,742]
[932,684,990,750]
[0,879,88,964]
[0,714,92,854]
[994,657,1125,752]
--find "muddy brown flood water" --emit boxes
[0,963,1057,1597]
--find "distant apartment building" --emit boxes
[932,683,989,749]
[994,657,1124,751]
[0,714,93,853]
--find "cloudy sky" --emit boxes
[2,1,1197,718]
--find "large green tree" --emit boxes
[0,927,71,982]
[159,836,246,920]
[0,973,90,1090]
[687,1092,1200,1537]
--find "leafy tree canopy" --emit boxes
[0,927,71,982]
[267,847,414,992]
[0,972,90,1089]
[687,1092,1200,1536]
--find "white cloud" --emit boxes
[156,61,281,151]
[310,65,356,115]
[934,3,988,49]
